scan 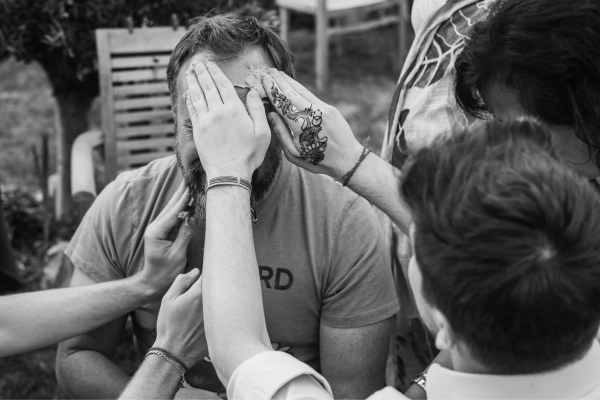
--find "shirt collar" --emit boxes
[428,341,600,399]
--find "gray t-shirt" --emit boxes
[66,155,399,392]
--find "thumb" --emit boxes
[247,90,271,137]
[268,112,301,158]
[171,216,198,254]
[164,268,201,300]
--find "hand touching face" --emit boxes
[262,69,364,179]
[184,60,272,181]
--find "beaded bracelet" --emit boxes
[145,347,188,388]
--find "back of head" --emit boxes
[454,0,600,165]
[167,13,295,109]
[401,118,600,374]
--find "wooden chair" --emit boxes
[71,27,187,214]
[277,0,411,91]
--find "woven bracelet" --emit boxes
[145,347,188,388]
[334,137,372,187]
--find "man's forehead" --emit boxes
[176,46,274,100]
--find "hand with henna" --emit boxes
[262,68,364,180]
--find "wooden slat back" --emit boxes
[96,27,188,180]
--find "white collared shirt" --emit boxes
[229,342,600,399]
[227,351,333,400]
[370,341,600,400]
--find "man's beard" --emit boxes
[175,138,283,220]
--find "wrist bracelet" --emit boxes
[412,372,427,393]
[334,137,371,187]
[205,176,252,194]
[145,347,188,388]
[204,176,258,224]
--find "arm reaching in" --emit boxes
[184,60,273,385]
[186,60,333,399]
[120,269,206,400]
[262,69,412,236]
[0,182,195,358]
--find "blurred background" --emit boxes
[0,0,412,397]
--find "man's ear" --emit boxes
[432,309,456,351]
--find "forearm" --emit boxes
[120,354,181,400]
[344,153,412,236]
[57,346,131,398]
[203,186,272,385]
[0,276,153,357]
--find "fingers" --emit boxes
[263,73,313,130]
[205,61,240,104]
[186,273,203,298]
[171,216,199,254]
[277,70,322,104]
[192,62,224,108]
[164,269,200,300]
[153,188,191,240]
[268,112,301,158]
[247,90,271,137]
[185,70,208,117]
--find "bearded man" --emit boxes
[55,14,398,400]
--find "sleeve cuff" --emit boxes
[321,302,400,329]
[227,351,333,400]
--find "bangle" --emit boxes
[145,347,189,388]
[334,137,371,187]
[205,176,252,194]
[204,176,257,224]
[412,372,427,393]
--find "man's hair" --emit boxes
[401,118,600,374]
[167,13,295,114]
[454,0,600,166]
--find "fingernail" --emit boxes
[188,216,198,227]
[248,89,257,98]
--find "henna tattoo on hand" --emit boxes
[271,83,328,165]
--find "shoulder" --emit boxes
[111,155,180,195]
[103,155,180,208]
[87,155,181,235]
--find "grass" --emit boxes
[0,25,406,398]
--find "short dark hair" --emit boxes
[401,118,600,374]
[167,13,295,114]
[454,0,600,166]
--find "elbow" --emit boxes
[55,342,72,392]
[55,341,84,397]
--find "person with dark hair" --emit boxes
[454,0,600,180]
[179,62,600,398]
[56,13,398,400]
[398,120,600,392]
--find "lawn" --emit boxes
[0,25,407,398]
